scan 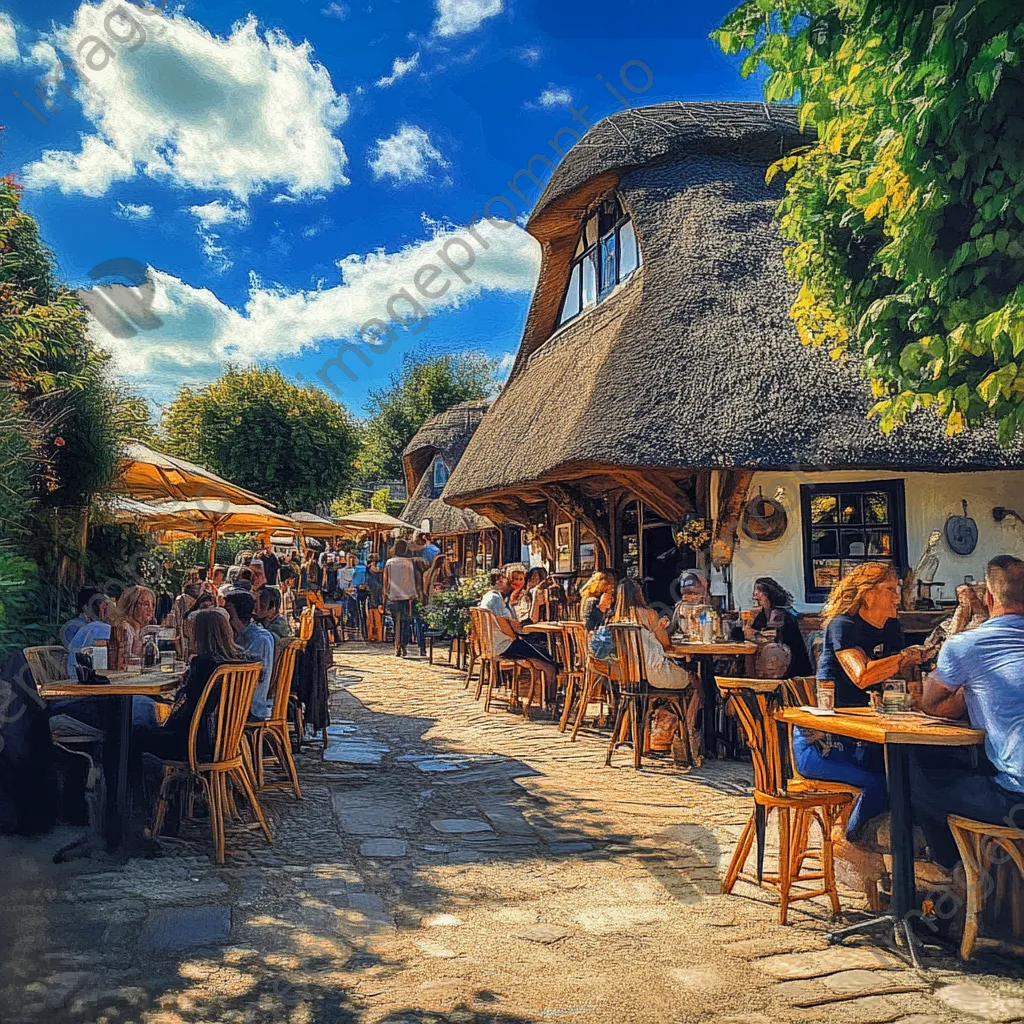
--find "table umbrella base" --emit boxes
[825,913,925,970]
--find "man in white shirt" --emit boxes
[478,571,556,693]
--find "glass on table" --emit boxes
[125,656,142,675]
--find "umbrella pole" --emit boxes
[209,527,218,578]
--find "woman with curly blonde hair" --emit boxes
[579,570,616,632]
[795,561,925,840]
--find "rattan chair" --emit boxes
[463,617,481,690]
[468,607,539,716]
[149,662,272,864]
[948,814,1024,959]
[558,622,589,733]
[246,639,304,800]
[23,645,69,688]
[717,676,850,924]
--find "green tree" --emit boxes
[162,366,361,510]
[359,352,494,481]
[715,1,1024,440]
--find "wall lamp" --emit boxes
[993,506,1024,525]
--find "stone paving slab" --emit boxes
[935,981,1024,1021]
[778,969,929,1008]
[757,946,904,980]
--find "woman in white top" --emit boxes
[383,539,420,657]
[611,578,695,691]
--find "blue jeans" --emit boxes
[793,728,887,839]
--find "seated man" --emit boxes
[60,586,106,648]
[479,571,556,697]
[912,554,1024,868]
[223,591,275,720]
[255,586,291,642]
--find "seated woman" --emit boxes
[794,562,925,842]
[136,608,243,763]
[579,570,616,632]
[749,576,813,677]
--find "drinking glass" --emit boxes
[126,656,142,675]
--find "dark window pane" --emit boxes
[584,214,599,248]
[840,494,862,524]
[841,531,867,557]
[559,262,581,323]
[812,529,838,556]
[619,219,639,278]
[864,492,889,524]
[810,495,838,525]
[866,530,892,556]
[600,232,617,298]
[582,251,597,307]
[813,559,841,590]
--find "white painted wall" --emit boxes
[731,470,1024,612]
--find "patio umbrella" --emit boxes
[333,510,416,535]
[140,499,297,574]
[116,441,266,506]
[288,511,343,538]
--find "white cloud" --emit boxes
[493,351,516,384]
[188,200,250,230]
[433,0,502,38]
[115,201,153,220]
[369,125,448,184]
[22,3,349,201]
[535,85,573,108]
[375,51,420,88]
[82,218,541,401]
[0,13,19,64]
[516,46,542,66]
[321,3,350,19]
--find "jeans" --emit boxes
[356,591,370,640]
[908,752,1024,868]
[387,600,413,655]
[792,728,888,839]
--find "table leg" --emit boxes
[886,743,917,922]
[103,695,133,850]
[699,656,716,758]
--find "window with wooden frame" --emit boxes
[800,479,908,603]
[558,194,641,328]
[431,456,450,498]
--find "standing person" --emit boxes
[301,549,321,593]
[337,551,362,633]
[747,576,813,676]
[261,544,281,586]
[279,551,299,588]
[794,562,926,842]
[579,570,617,632]
[223,591,275,720]
[383,540,420,658]
[912,555,1024,869]
[414,531,441,566]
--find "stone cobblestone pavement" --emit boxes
[1,642,1023,1023]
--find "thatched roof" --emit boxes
[401,401,495,535]
[445,101,1024,506]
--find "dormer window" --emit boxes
[431,456,450,497]
[558,195,641,327]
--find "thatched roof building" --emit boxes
[401,400,495,538]
[443,101,1024,571]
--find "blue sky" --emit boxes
[0,0,762,418]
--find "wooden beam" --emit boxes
[712,469,755,569]
[605,468,692,522]
[541,482,612,566]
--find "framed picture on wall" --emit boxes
[579,542,597,574]
[555,523,572,574]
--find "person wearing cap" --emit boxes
[667,570,711,638]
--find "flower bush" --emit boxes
[423,569,491,637]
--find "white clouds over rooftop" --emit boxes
[433,0,503,38]
[22,2,350,201]
[369,125,449,184]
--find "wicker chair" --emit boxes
[468,607,539,716]
[23,646,69,689]
[149,662,272,865]
[558,622,589,733]
[246,639,304,800]
[717,676,850,924]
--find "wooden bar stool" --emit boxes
[948,815,1024,959]
[716,676,850,924]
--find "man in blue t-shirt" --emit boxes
[912,554,1024,867]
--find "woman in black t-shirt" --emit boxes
[794,562,925,840]
[750,577,812,677]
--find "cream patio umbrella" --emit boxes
[288,511,344,538]
[116,441,267,506]
[139,499,298,574]
[332,510,416,536]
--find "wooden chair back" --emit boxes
[268,639,303,725]
[468,606,500,661]
[715,677,786,797]
[565,599,581,622]
[781,676,817,708]
[298,605,315,641]
[188,662,262,771]
[562,622,588,675]
[606,623,646,694]
[24,645,69,686]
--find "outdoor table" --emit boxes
[778,706,984,965]
[666,641,758,757]
[522,620,568,665]
[39,670,182,849]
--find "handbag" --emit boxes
[589,626,614,660]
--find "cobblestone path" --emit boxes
[1,643,1022,1023]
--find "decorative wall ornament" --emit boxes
[945,500,979,556]
[740,490,788,542]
